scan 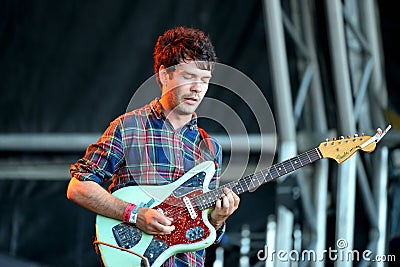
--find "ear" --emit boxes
[158,65,168,86]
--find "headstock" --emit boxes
[318,125,391,163]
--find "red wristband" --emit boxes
[122,203,136,223]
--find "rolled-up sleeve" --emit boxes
[70,119,124,184]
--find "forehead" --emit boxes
[173,61,212,76]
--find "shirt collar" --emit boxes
[150,98,198,128]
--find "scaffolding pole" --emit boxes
[262,1,297,266]
[325,2,357,267]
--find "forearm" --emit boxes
[67,177,128,220]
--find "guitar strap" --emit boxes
[198,127,218,170]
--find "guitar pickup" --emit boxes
[183,196,197,219]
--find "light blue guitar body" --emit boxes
[95,161,217,267]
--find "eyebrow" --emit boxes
[182,70,212,79]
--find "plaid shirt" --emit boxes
[71,98,224,267]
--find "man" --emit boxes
[67,26,240,266]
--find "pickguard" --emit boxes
[152,189,210,247]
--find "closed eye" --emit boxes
[183,74,194,80]
[202,76,211,83]
[181,71,211,83]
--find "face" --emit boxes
[160,61,211,116]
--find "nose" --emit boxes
[190,80,206,92]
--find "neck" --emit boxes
[159,98,192,130]
[193,147,323,210]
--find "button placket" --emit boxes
[173,131,183,169]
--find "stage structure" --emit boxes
[261,0,391,267]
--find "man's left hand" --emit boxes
[209,188,240,229]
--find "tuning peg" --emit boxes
[340,136,345,139]
[324,139,329,146]
[347,135,351,139]
[354,134,358,137]
[330,138,336,145]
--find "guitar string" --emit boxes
[151,148,322,216]
[192,148,321,210]
[170,149,321,212]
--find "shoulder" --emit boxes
[109,102,155,129]
[197,127,222,156]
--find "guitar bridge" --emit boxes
[142,238,168,266]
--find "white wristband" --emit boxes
[129,209,138,224]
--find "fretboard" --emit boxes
[193,147,323,210]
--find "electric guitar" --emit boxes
[95,125,391,267]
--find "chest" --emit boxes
[122,124,206,172]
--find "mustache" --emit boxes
[182,93,200,99]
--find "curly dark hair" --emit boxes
[153,26,217,83]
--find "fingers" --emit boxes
[143,209,173,225]
[152,222,175,235]
[230,189,240,208]
[212,188,240,221]
[136,208,175,235]
[220,188,240,212]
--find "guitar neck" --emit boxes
[194,147,323,210]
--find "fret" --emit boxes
[196,195,207,210]
[237,178,249,193]
[232,180,242,194]
[230,181,239,194]
[307,150,315,161]
[248,174,259,190]
[251,174,263,190]
[287,160,295,171]
[315,147,323,159]
[279,162,288,174]
[255,174,264,187]
[287,159,296,172]
[270,165,279,179]
[283,160,295,172]
[312,148,323,161]
[263,168,274,182]
[298,154,310,166]
[207,191,217,203]
[259,169,267,183]
[275,164,287,176]
[291,156,303,169]
[237,182,245,194]
[309,150,318,162]
[242,176,251,191]
[305,151,313,163]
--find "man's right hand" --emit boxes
[135,208,175,235]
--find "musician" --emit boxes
[67,26,240,266]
